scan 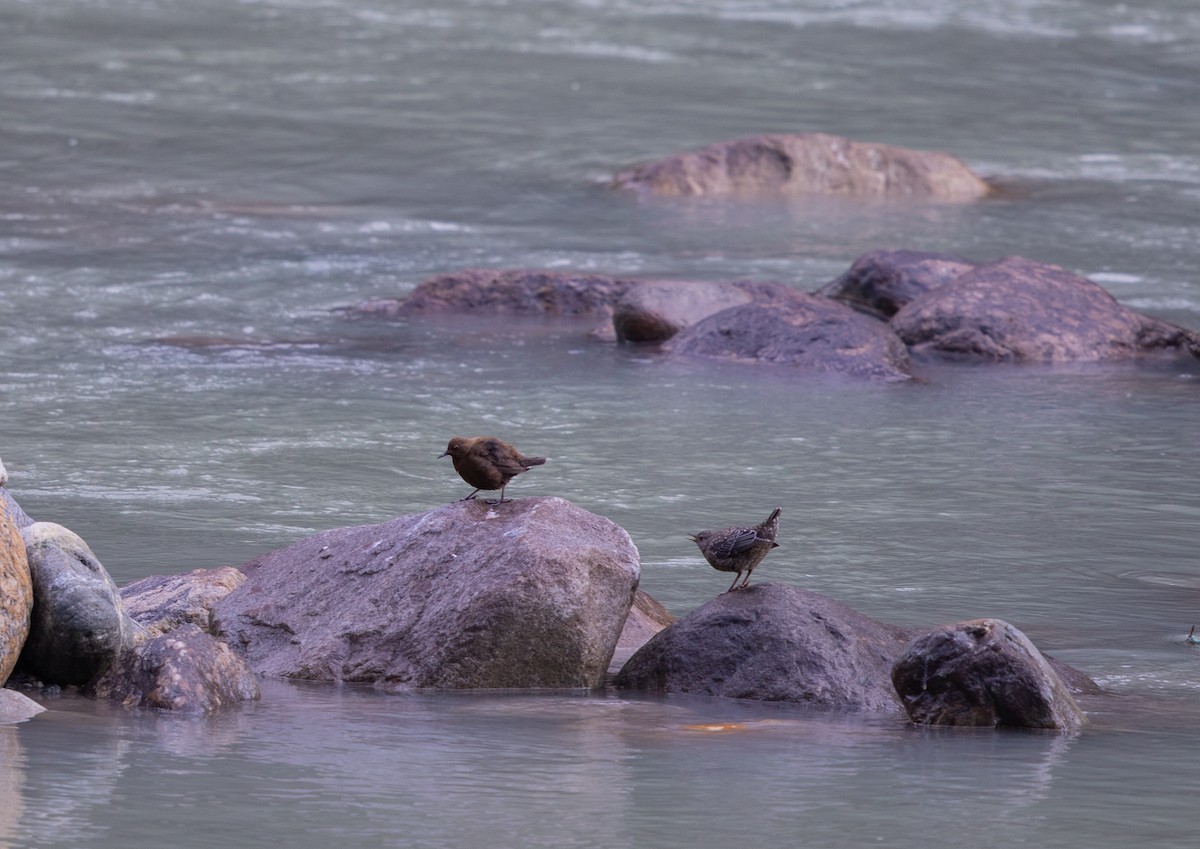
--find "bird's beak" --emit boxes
[437,450,449,458]
[687,534,698,542]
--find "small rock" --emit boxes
[610,590,675,675]
[0,688,45,724]
[16,523,139,686]
[0,490,33,530]
[613,133,991,200]
[891,618,1087,729]
[613,279,799,344]
[88,624,260,715]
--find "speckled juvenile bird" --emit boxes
[439,435,546,504]
[689,507,781,593]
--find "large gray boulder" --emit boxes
[121,566,246,638]
[891,619,1087,729]
[1,500,32,685]
[816,249,978,319]
[15,523,139,686]
[891,256,1200,362]
[664,294,914,381]
[613,133,991,200]
[350,269,631,319]
[88,624,260,715]
[614,583,913,712]
[213,497,640,690]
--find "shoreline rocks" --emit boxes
[213,497,640,691]
[612,133,991,201]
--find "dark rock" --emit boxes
[891,256,1200,362]
[1,499,33,685]
[351,269,631,319]
[664,294,914,381]
[213,497,640,690]
[121,567,247,638]
[15,523,139,686]
[88,624,260,715]
[816,249,978,319]
[613,133,991,200]
[891,619,1087,729]
[614,583,912,712]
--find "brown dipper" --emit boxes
[689,507,781,592]
[439,436,546,504]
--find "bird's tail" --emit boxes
[522,456,547,468]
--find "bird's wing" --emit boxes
[709,527,760,558]
[480,438,528,476]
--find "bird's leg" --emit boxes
[458,489,481,501]
[725,572,743,593]
[738,570,753,590]
[489,483,510,505]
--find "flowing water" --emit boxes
[3,0,1200,846]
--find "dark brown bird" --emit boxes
[689,507,781,592]
[439,436,546,504]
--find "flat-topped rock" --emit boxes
[613,133,991,200]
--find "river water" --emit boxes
[2,0,1200,847]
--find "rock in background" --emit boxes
[664,294,914,381]
[214,497,640,690]
[891,619,1087,730]
[15,523,139,686]
[816,249,978,319]
[1,499,33,685]
[613,133,991,200]
[891,256,1200,362]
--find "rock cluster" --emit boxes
[348,251,1198,380]
[615,583,1094,730]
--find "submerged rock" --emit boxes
[351,269,631,319]
[15,523,139,686]
[1,500,33,685]
[88,624,259,715]
[612,279,801,344]
[891,256,1200,362]
[891,619,1087,730]
[615,583,912,712]
[816,249,978,319]
[121,566,247,638]
[664,294,914,381]
[613,133,991,200]
[214,497,640,690]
